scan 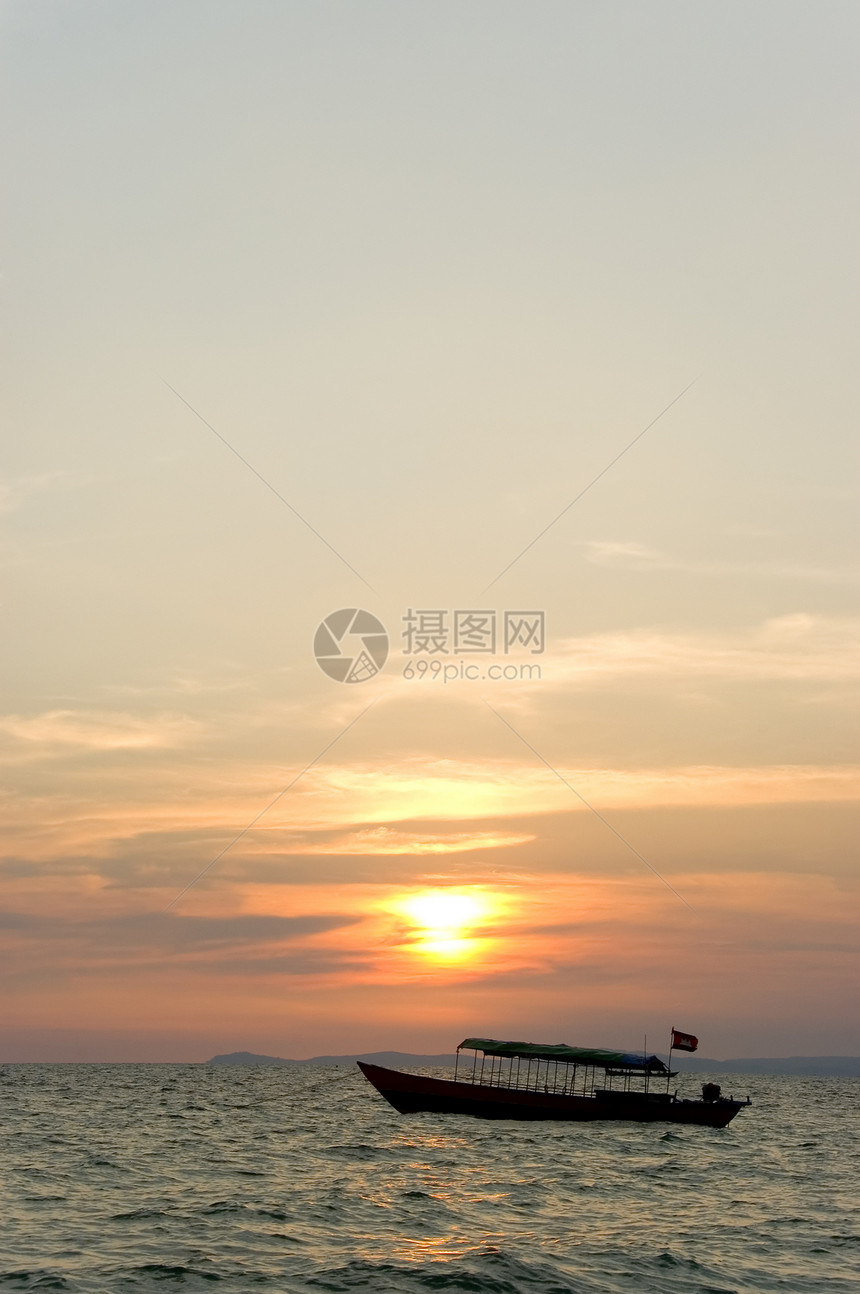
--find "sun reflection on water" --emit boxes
[389,1232,510,1265]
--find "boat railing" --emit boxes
[455,1049,658,1099]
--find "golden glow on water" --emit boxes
[389,1232,506,1264]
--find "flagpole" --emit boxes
[667,1025,674,1094]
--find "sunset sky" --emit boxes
[3,0,858,1062]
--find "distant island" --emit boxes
[209,1050,460,1068]
[666,1055,860,1077]
[207,1050,860,1077]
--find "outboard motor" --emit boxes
[702,1082,721,1103]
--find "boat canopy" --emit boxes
[459,1038,669,1073]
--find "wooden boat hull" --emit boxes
[357,1062,747,1128]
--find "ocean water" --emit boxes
[1,1064,857,1293]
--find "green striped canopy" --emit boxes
[459,1038,668,1072]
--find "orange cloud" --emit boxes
[284,826,536,855]
[2,758,857,867]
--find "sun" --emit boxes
[401,890,484,935]
[390,887,499,962]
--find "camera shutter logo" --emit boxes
[313,609,389,684]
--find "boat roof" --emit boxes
[459,1037,669,1073]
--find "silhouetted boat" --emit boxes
[358,1036,750,1128]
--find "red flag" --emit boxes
[671,1029,698,1053]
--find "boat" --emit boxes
[358,1036,751,1127]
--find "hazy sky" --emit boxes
[3,0,858,1061]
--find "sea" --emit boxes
[1,1064,857,1293]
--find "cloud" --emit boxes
[273,826,536,856]
[281,759,860,820]
[0,909,365,978]
[301,613,860,724]
[2,758,858,870]
[202,951,374,977]
[548,614,860,684]
[585,540,663,564]
[1,908,358,943]
[0,709,200,755]
[583,540,860,585]
[0,470,95,515]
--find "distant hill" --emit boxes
[670,1055,860,1077]
[207,1050,859,1076]
[208,1050,459,1068]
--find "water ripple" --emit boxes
[1,1067,858,1292]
